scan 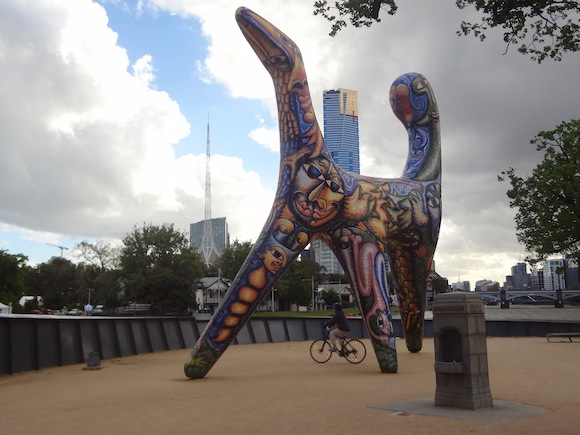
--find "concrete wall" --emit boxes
[1,314,578,375]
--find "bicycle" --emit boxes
[309,327,367,364]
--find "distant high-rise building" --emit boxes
[511,262,529,290]
[450,281,471,292]
[190,217,229,262]
[323,88,360,174]
[312,88,360,275]
[566,261,579,289]
[531,268,544,291]
[311,238,343,275]
[543,259,566,291]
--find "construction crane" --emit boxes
[46,243,69,257]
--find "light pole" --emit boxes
[302,277,315,311]
[310,277,315,311]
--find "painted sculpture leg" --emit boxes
[334,230,398,373]
[184,7,441,378]
[185,232,307,379]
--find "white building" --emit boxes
[311,239,343,275]
[543,259,567,291]
[197,276,230,313]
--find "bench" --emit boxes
[546,332,580,343]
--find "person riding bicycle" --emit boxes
[324,302,351,353]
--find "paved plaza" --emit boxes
[1,306,579,434]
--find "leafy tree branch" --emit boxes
[313,0,580,62]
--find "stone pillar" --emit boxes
[555,289,564,308]
[433,292,493,410]
[500,289,509,309]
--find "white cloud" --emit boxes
[0,0,273,241]
[248,117,279,152]
[132,54,156,86]
[2,0,579,287]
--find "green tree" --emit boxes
[74,240,123,308]
[314,0,580,62]
[499,119,580,265]
[75,240,120,270]
[314,0,397,36]
[276,258,322,311]
[119,223,204,314]
[27,257,80,310]
[321,288,340,305]
[0,250,28,310]
[217,239,253,281]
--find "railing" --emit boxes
[477,290,580,302]
[1,314,579,375]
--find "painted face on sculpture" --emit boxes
[291,157,345,227]
[426,183,441,223]
[262,246,287,274]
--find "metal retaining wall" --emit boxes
[1,315,579,375]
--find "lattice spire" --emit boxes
[201,113,218,267]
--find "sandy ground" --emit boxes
[1,337,579,435]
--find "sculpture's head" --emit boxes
[235,7,306,86]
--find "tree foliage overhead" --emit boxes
[499,119,580,265]
[119,223,205,313]
[456,0,580,63]
[314,0,397,36]
[313,0,580,62]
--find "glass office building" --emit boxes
[313,88,360,275]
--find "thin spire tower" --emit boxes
[201,113,219,267]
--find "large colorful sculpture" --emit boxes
[184,7,441,379]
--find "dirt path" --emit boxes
[1,337,579,434]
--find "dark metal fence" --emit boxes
[1,314,578,375]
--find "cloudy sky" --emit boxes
[1,0,578,287]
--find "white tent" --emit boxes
[0,302,12,314]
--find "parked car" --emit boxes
[92,305,105,316]
[67,308,81,316]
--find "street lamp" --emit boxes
[302,277,315,311]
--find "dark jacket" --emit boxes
[325,309,351,332]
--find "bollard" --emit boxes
[433,292,493,410]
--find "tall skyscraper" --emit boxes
[313,88,360,275]
[323,88,360,173]
[511,262,529,290]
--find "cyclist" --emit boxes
[324,302,351,352]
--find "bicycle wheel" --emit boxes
[343,339,366,364]
[310,339,332,363]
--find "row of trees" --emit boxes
[0,223,350,314]
[0,223,204,314]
